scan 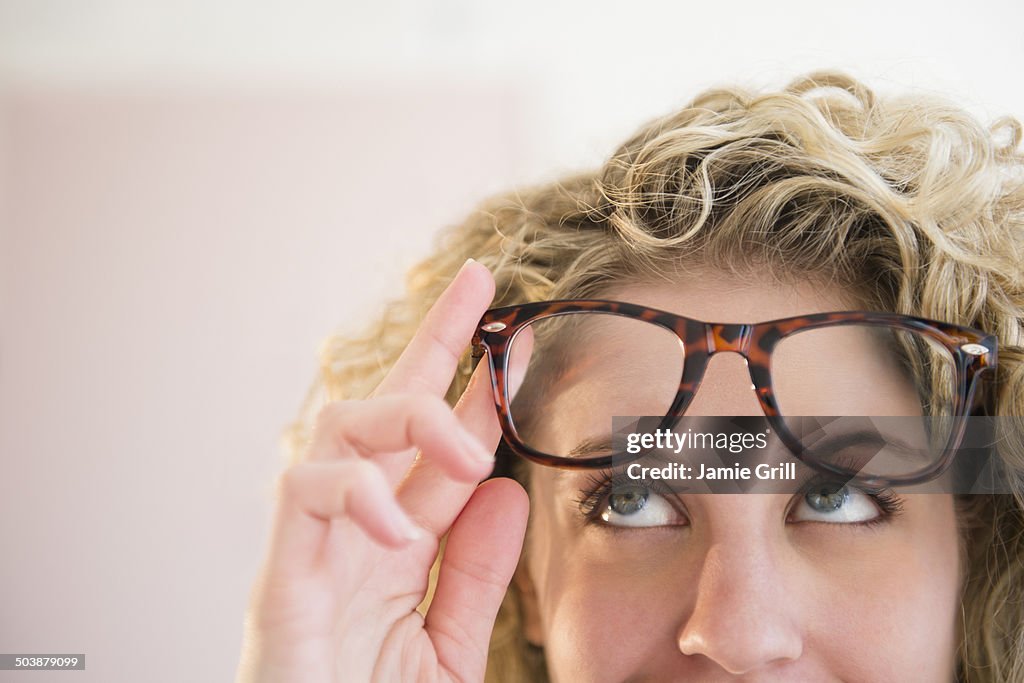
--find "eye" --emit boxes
[789,484,881,524]
[597,483,687,528]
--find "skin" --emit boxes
[235,261,961,683]
[236,260,533,683]
[515,272,962,682]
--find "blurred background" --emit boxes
[1,1,1022,680]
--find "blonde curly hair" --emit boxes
[286,71,1024,682]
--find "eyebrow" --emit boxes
[549,436,617,487]
[567,436,616,458]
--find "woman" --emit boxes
[236,72,1024,682]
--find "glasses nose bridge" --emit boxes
[705,322,753,357]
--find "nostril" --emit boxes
[677,535,803,672]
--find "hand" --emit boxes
[236,260,532,683]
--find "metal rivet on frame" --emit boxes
[481,322,507,332]
[960,343,989,356]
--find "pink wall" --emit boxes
[0,82,528,682]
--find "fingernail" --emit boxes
[391,507,424,542]
[454,258,477,283]
[462,428,495,465]
[400,521,424,542]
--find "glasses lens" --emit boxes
[771,324,959,480]
[506,312,684,461]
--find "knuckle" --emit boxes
[343,457,378,483]
[277,460,384,511]
[422,323,463,368]
[337,460,385,511]
[385,393,455,436]
[449,555,507,590]
[409,393,456,428]
[276,463,307,500]
[405,398,457,447]
[312,400,355,433]
[311,400,368,457]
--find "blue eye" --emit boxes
[790,484,881,523]
[578,473,903,530]
[599,484,686,527]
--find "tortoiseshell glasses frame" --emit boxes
[471,300,998,485]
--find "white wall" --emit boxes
[3,0,1023,168]
[1,1,1021,681]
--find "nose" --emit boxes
[676,497,804,673]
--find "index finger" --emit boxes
[373,258,495,397]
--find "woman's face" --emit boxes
[515,273,962,682]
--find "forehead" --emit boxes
[600,269,865,322]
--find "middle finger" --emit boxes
[396,327,533,536]
[306,394,494,486]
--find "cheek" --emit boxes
[539,546,682,683]
[794,499,961,678]
[527,480,684,682]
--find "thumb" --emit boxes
[425,477,530,681]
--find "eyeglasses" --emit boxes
[472,300,998,486]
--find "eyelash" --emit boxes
[573,470,683,526]
[790,481,905,529]
[573,469,905,529]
